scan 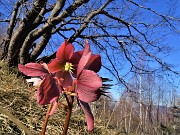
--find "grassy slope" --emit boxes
[0,61,120,135]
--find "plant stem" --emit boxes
[41,103,53,135]
[62,95,74,135]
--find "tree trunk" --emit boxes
[6,0,47,66]
[1,0,23,59]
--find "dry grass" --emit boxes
[0,61,121,135]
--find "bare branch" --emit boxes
[20,0,90,63]
[91,38,128,88]
[101,10,161,49]
[69,0,113,42]
[27,0,66,63]
[128,0,180,29]
[0,19,10,22]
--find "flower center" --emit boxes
[64,62,74,72]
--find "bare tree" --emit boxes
[0,0,179,81]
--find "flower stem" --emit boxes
[41,103,53,135]
[62,94,74,135]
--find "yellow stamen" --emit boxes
[66,91,72,94]
[64,62,74,72]
[70,93,77,96]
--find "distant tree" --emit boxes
[0,0,179,84]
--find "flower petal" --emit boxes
[79,100,94,132]
[77,90,101,103]
[77,70,102,102]
[71,51,83,64]
[83,40,91,55]
[49,101,58,115]
[55,71,73,88]
[18,63,49,76]
[85,54,101,73]
[41,62,49,71]
[70,51,83,77]
[65,41,74,61]
[76,40,93,76]
[77,70,102,91]
[56,40,74,63]
[37,75,60,105]
[77,52,91,77]
[48,59,63,73]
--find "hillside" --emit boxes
[1,60,180,135]
[0,61,119,135]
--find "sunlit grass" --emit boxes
[0,61,122,135]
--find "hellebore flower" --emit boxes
[48,40,102,88]
[71,40,102,74]
[74,43,103,132]
[48,40,74,73]
[18,63,62,115]
[48,40,77,88]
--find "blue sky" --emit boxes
[109,0,180,100]
[147,1,180,71]
[0,0,179,100]
[165,35,180,70]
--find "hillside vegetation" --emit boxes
[0,61,119,135]
[1,61,180,135]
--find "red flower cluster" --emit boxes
[18,40,103,132]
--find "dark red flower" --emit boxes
[18,39,105,131]
[48,40,80,87]
[48,40,102,88]
[37,75,60,105]
[48,40,75,73]
[18,63,62,115]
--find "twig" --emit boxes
[41,103,53,135]
[103,102,118,135]
[62,94,74,135]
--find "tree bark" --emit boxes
[7,0,47,66]
[19,0,89,64]
[1,0,23,59]
[30,0,66,62]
